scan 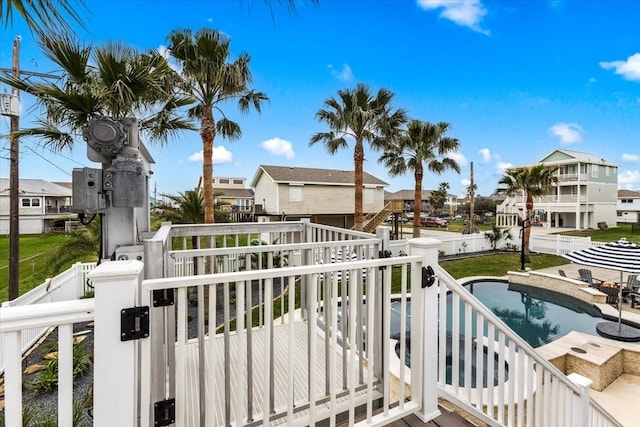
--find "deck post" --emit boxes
[408,237,442,423]
[567,373,593,427]
[89,260,144,427]
[143,232,176,423]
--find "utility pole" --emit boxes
[1,38,59,301]
[8,36,20,301]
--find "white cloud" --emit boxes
[261,137,295,159]
[188,146,233,164]
[618,169,640,188]
[588,77,596,84]
[449,151,468,166]
[418,0,489,35]
[622,153,640,162]
[460,178,471,187]
[496,161,513,174]
[327,64,353,82]
[600,53,640,81]
[479,148,491,162]
[549,122,583,144]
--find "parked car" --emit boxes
[421,217,448,228]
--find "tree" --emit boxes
[0,32,192,149]
[165,28,268,225]
[484,224,512,250]
[1,0,86,33]
[310,83,406,231]
[496,164,558,263]
[47,217,100,275]
[379,120,461,237]
[428,182,449,216]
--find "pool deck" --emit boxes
[527,264,640,427]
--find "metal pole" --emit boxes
[8,36,20,301]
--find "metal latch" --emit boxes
[120,306,149,341]
[378,249,392,270]
[154,398,175,426]
[422,265,436,288]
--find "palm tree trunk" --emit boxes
[524,193,534,263]
[353,140,364,231]
[202,107,216,225]
[412,165,423,238]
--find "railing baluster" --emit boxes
[206,281,217,427]
[474,312,484,412]
[176,287,187,426]
[286,275,296,423]
[486,322,495,417]
[329,271,339,425]
[464,303,473,401]
[58,324,74,426]
[497,332,506,424]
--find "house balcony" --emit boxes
[0,222,622,427]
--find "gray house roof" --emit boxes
[618,189,640,198]
[537,149,617,167]
[214,188,254,199]
[0,178,72,197]
[251,165,388,187]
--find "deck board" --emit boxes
[183,320,375,426]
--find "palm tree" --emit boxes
[496,164,558,263]
[379,120,461,237]
[310,83,406,231]
[1,0,86,33]
[428,182,449,216]
[47,217,101,275]
[165,28,269,225]
[0,31,193,149]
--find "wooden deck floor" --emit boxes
[183,319,377,425]
[389,410,476,427]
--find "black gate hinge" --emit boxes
[120,306,149,341]
[154,398,176,426]
[378,249,392,270]
[153,289,175,307]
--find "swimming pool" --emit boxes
[391,279,604,386]
[390,279,603,349]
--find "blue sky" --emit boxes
[2,0,640,198]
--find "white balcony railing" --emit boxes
[0,221,624,427]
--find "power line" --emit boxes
[23,145,72,176]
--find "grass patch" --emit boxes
[557,223,640,244]
[0,233,83,302]
[440,252,569,280]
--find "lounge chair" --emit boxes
[627,275,640,308]
[578,269,602,287]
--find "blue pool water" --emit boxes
[391,280,604,386]
[390,279,603,349]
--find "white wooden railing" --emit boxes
[0,225,625,427]
[0,298,95,427]
[434,265,622,427]
[0,261,96,374]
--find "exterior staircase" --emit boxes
[361,200,403,233]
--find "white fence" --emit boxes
[0,262,96,374]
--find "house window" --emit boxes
[233,179,243,185]
[364,188,374,204]
[606,166,610,176]
[570,186,578,196]
[622,199,633,204]
[21,198,31,207]
[31,198,40,207]
[218,178,230,184]
[289,185,302,202]
[591,166,598,178]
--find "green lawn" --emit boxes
[558,223,640,244]
[440,252,569,280]
[0,233,75,302]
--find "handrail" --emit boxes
[435,266,622,427]
[0,298,95,332]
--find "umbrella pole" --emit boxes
[619,271,623,333]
